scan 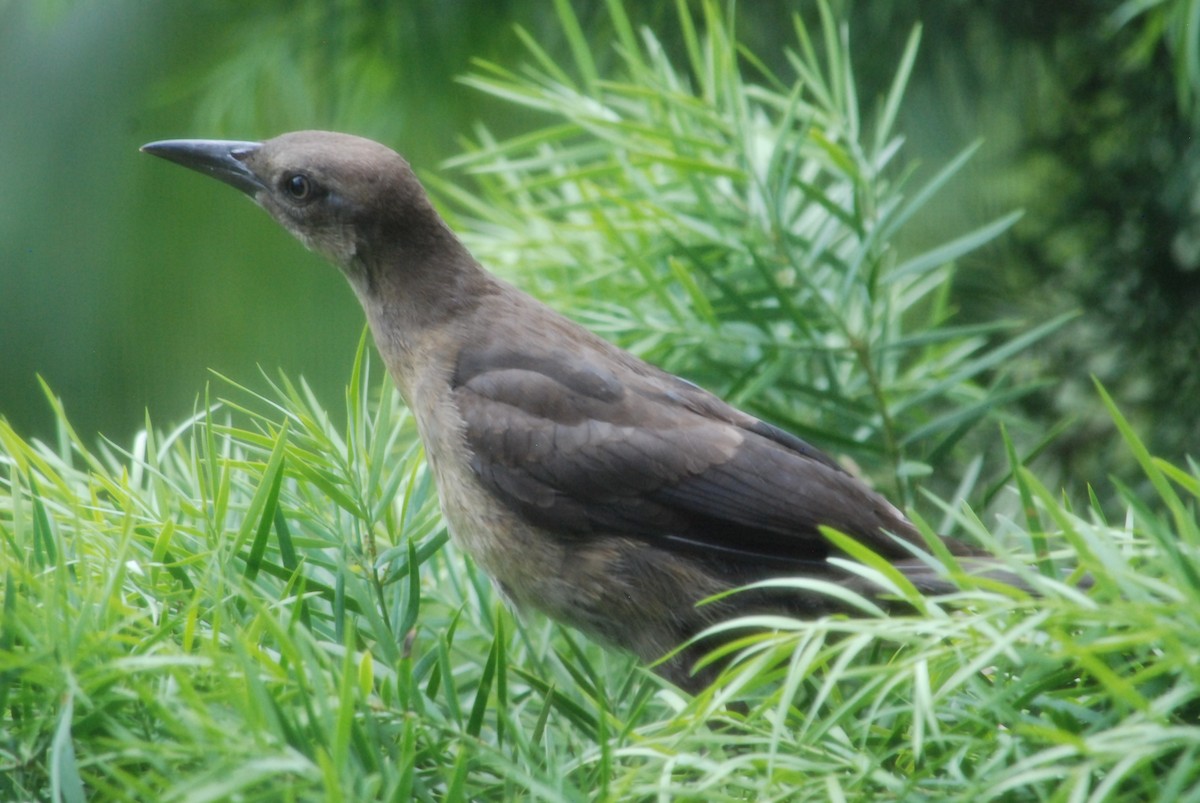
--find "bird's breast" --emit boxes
[402,367,584,614]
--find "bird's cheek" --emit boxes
[256,198,344,266]
[296,222,360,271]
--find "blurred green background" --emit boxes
[3,0,1197,483]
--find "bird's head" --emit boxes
[142,131,455,293]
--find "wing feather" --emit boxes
[452,344,920,568]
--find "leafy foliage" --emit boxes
[842,0,1200,486]
[1113,0,1200,121]
[439,1,1066,507]
[2,2,1197,801]
[2,348,1199,800]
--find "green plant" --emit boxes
[1113,0,1200,121]
[0,343,656,801]
[4,3,1196,801]
[3,350,1199,800]
[438,0,1069,511]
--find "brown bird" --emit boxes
[142,131,988,691]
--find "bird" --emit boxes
[142,130,991,691]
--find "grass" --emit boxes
[1,349,1198,801]
[3,1,1199,800]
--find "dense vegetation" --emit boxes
[2,2,1198,800]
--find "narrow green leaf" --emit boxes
[874,25,921,154]
[467,633,498,738]
[877,142,983,244]
[895,311,1076,415]
[241,422,289,582]
[333,626,357,776]
[50,694,85,803]
[891,210,1022,281]
[821,527,925,609]
[553,0,598,91]
[1095,377,1200,550]
[27,475,56,567]
[1002,424,1052,576]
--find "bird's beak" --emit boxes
[141,139,265,197]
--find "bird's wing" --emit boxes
[452,343,920,569]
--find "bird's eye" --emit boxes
[284,174,313,201]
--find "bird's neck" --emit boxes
[350,233,499,395]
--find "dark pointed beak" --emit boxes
[141,139,265,196]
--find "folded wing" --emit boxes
[452,344,925,571]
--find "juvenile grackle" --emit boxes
[143,131,992,691]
